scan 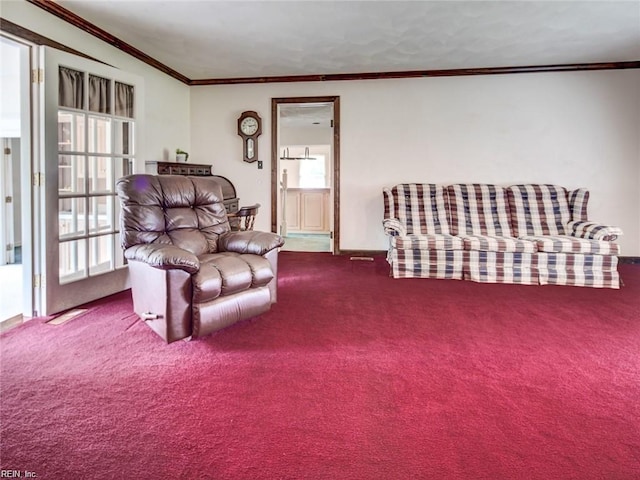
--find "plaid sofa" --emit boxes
[383,184,623,288]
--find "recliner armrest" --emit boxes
[567,221,623,242]
[383,218,407,237]
[125,244,200,274]
[218,231,284,256]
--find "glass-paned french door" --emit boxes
[57,69,134,283]
[40,47,143,315]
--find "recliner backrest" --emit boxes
[116,174,230,256]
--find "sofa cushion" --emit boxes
[522,235,620,255]
[507,185,571,237]
[383,184,450,235]
[392,234,464,251]
[568,188,589,222]
[447,184,512,236]
[461,235,537,253]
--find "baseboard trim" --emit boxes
[339,250,387,257]
[337,252,639,264]
[619,256,640,264]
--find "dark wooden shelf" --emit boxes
[145,161,212,177]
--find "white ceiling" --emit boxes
[57,0,640,81]
[280,103,333,127]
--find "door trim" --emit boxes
[271,96,340,254]
[0,32,35,318]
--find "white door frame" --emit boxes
[0,33,35,317]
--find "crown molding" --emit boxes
[191,62,640,85]
[25,0,190,84]
[21,0,640,87]
[1,17,98,62]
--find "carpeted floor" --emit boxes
[1,253,639,479]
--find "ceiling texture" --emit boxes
[30,1,640,83]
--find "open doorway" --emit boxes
[271,97,340,254]
[1,34,33,326]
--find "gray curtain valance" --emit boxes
[59,67,134,119]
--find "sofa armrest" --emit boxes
[218,231,284,256]
[567,221,623,242]
[125,244,200,274]
[383,218,407,237]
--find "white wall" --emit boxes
[191,70,640,255]
[6,0,637,255]
[0,38,22,137]
[2,1,191,163]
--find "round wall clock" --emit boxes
[237,111,262,163]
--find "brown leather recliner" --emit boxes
[116,174,284,343]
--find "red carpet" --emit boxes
[1,253,639,479]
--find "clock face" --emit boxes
[240,117,259,136]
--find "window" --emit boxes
[299,155,326,188]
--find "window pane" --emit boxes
[115,247,126,270]
[58,155,86,194]
[59,239,87,283]
[89,234,114,275]
[89,196,113,234]
[58,112,85,152]
[59,67,84,109]
[113,120,134,155]
[89,156,113,193]
[115,82,134,118]
[88,75,111,114]
[59,198,86,239]
[88,116,112,154]
[114,157,133,180]
[299,156,326,188]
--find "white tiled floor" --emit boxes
[0,264,23,322]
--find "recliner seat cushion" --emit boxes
[193,252,274,303]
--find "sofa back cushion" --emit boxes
[447,184,512,236]
[117,174,230,255]
[507,184,571,236]
[568,188,589,222]
[383,184,450,235]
